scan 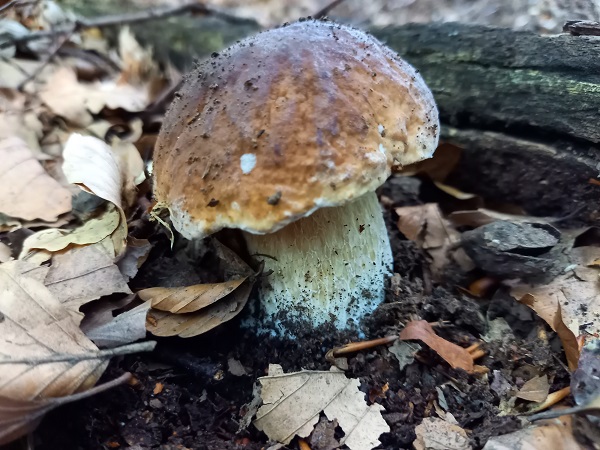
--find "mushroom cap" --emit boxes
[153,19,439,239]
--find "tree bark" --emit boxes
[371,23,599,223]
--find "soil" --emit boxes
[25,174,575,450]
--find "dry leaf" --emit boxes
[399,143,462,181]
[399,320,474,372]
[84,302,151,348]
[0,92,46,159]
[482,415,583,450]
[138,278,247,314]
[396,203,472,276]
[0,260,107,442]
[145,281,253,337]
[253,364,390,450]
[39,67,150,127]
[62,133,129,257]
[413,417,471,450]
[62,133,123,208]
[0,137,71,221]
[0,243,11,262]
[117,237,152,281]
[510,246,600,370]
[44,243,132,320]
[516,375,550,403]
[117,27,158,86]
[19,202,121,259]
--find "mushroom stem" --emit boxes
[242,191,393,335]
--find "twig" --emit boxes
[314,0,348,19]
[0,2,256,50]
[17,30,72,90]
[0,341,156,365]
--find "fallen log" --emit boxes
[372,23,599,222]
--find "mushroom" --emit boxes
[153,19,439,335]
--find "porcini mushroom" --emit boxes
[153,19,439,335]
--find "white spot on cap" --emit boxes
[231,201,240,211]
[378,124,385,136]
[379,144,386,154]
[240,153,256,174]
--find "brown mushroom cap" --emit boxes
[153,19,439,239]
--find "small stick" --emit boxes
[314,0,348,19]
[331,335,398,357]
[298,438,312,450]
[527,386,572,416]
[17,30,73,90]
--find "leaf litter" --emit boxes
[253,364,390,450]
[0,0,598,448]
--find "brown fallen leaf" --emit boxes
[145,280,253,337]
[0,137,71,221]
[44,243,132,321]
[0,260,153,444]
[510,246,599,371]
[516,375,550,403]
[139,278,248,314]
[398,143,462,182]
[396,203,473,277]
[39,66,150,127]
[399,320,474,373]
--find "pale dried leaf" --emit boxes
[0,92,46,160]
[110,138,146,207]
[0,260,108,442]
[62,133,123,208]
[39,67,150,127]
[19,203,121,258]
[399,320,474,372]
[0,243,11,262]
[85,302,151,348]
[254,365,389,449]
[117,237,152,281]
[145,281,253,337]
[516,375,550,403]
[413,417,471,450]
[0,137,71,221]
[62,134,129,257]
[482,415,583,450]
[139,278,247,313]
[44,244,132,321]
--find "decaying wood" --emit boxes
[372,23,600,222]
[372,22,600,144]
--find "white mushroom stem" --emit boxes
[242,191,393,334]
